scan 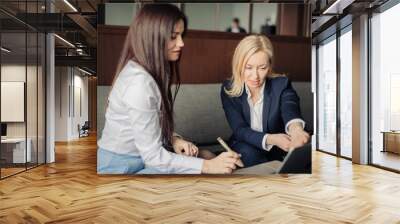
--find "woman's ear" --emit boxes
[267,67,273,76]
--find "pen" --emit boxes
[217,137,244,167]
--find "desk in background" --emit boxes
[381,131,400,154]
[0,138,32,164]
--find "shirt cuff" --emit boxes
[262,134,274,151]
[285,119,305,134]
[174,155,204,174]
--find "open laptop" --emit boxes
[234,144,312,175]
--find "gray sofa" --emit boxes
[98,82,313,153]
[173,82,313,153]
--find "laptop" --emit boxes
[234,144,312,175]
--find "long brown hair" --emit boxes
[112,4,187,149]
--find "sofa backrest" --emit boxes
[97,82,313,144]
[173,84,232,145]
[291,82,314,133]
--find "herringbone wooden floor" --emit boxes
[1,135,400,224]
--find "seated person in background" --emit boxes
[221,35,310,168]
[226,18,247,33]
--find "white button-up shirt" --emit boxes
[98,60,203,174]
[245,83,305,151]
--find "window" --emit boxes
[339,28,352,158]
[370,2,400,171]
[218,3,250,33]
[316,23,353,159]
[252,3,278,35]
[105,3,138,26]
[317,36,337,154]
[185,3,218,31]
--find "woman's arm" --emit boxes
[122,76,204,174]
[279,78,309,148]
[280,78,303,126]
[220,84,266,150]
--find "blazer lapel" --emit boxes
[263,80,272,132]
[241,89,251,125]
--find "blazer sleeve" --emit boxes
[279,78,304,127]
[220,84,265,149]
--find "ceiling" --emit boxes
[0,0,102,74]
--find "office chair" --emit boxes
[78,121,90,138]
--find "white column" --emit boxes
[45,1,55,163]
[46,33,55,163]
[352,14,369,164]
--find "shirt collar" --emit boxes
[245,81,266,100]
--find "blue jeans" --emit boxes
[97,148,166,174]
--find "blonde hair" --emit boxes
[225,35,282,97]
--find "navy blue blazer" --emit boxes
[220,76,303,150]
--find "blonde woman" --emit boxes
[221,35,310,167]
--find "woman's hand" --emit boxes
[288,129,310,149]
[201,151,243,174]
[288,122,310,149]
[266,134,292,152]
[172,137,198,157]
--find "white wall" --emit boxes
[1,63,46,164]
[54,67,89,141]
[55,67,69,141]
[72,73,89,139]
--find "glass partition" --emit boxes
[1,30,28,177]
[0,1,46,179]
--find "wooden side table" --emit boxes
[381,131,400,154]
